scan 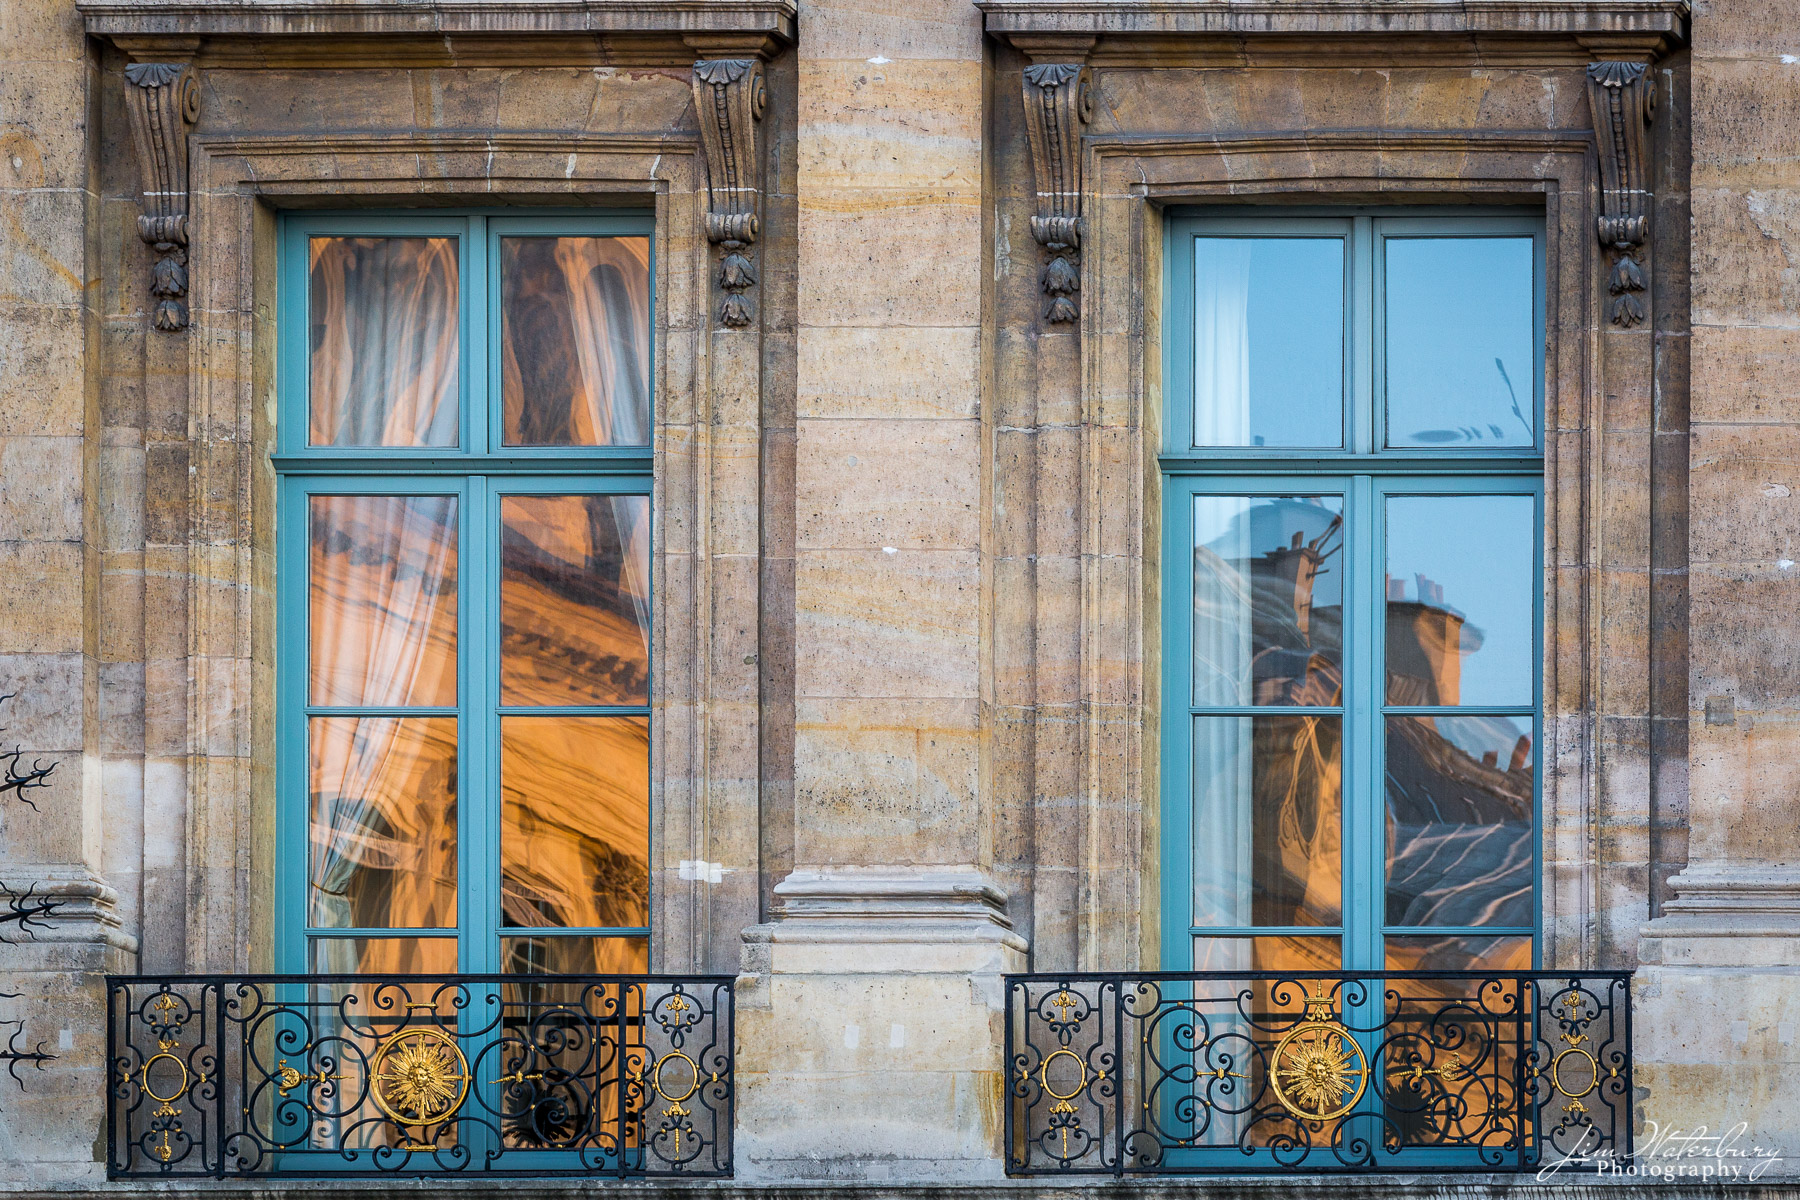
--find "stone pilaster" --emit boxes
[1635,1,1800,1156]
[0,7,135,1182]
[737,0,1017,1177]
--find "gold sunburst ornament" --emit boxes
[369,1028,470,1127]
[1268,992,1368,1122]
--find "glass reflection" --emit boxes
[501,717,649,930]
[309,495,458,708]
[1385,494,1534,706]
[307,716,457,929]
[1191,935,1341,973]
[1385,237,1535,447]
[306,936,457,974]
[501,494,650,707]
[1193,237,1344,448]
[1193,495,1343,706]
[1384,933,1532,973]
[502,936,649,975]
[309,237,460,447]
[1386,715,1534,927]
[1191,715,1342,929]
[501,237,651,447]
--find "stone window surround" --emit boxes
[170,132,764,977]
[1022,129,1656,973]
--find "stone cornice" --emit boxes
[981,0,1687,43]
[79,0,795,49]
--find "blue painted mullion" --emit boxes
[1348,216,1371,455]
[1533,482,1546,968]
[1347,474,1381,974]
[274,475,309,973]
[463,477,497,975]
[1160,476,1195,972]
[302,928,460,939]
[1187,706,1343,717]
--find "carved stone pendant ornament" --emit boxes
[1585,61,1656,328]
[123,62,200,333]
[1021,62,1090,324]
[693,58,766,329]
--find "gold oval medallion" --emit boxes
[369,1028,470,1126]
[652,1049,701,1104]
[140,1052,191,1105]
[1550,1046,1601,1100]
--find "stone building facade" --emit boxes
[2,0,1799,1189]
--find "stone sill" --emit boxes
[978,0,1688,39]
[77,0,796,43]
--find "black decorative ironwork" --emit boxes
[1005,970,1631,1174]
[107,974,734,1178]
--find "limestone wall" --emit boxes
[2,0,1796,1184]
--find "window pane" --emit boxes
[1386,715,1534,927]
[1192,237,1343,449]
[1384,237,1535,448]
[309,237,460,447]
[308,716,457,929]
[1191,715,1342,928]
[1192,495,1343,706]
[1191,935,1341,972]
[1385,494,1534,706]
[1384,932,1532,973]
[501,494,650,707]
[309,495,458,708]
[502,936,649,975]
[502,716,649,929]
[306,936,457,974]
[501,236,651,447]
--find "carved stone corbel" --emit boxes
[1020,62,1090,324]
[1585,60,1656,328]
[123,62,200,332]
[692,58,766,329]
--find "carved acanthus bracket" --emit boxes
[1021,62,1090,324]
[692,58,766,329]
[123,61,200,333]
[1585,60,1657,328]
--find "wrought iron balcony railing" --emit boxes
[107,974,734,1178]
[1005,970,1631,1174]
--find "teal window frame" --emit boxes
[1158,208,1546,977]
[273,211,657,977]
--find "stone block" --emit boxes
[798,0,982,62]
[1692,325,1800,424]
[796,326,979,419]
[0,541,82,655]
[796,190,981,327]
[795,548,978,698]
[795,60,981,190]
[796,417,979,551]
[793,696,980,865]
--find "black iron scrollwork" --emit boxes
[107,974,734,1178]
[1005,970,1631,1175]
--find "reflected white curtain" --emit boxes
[309,496,458,938]
[537,237,652,446]
[555,242,653,644]
[1193,241,1252,446]
[1191,497,1255,1147]
[309,238,460,447]
[1191,497,1255,934]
